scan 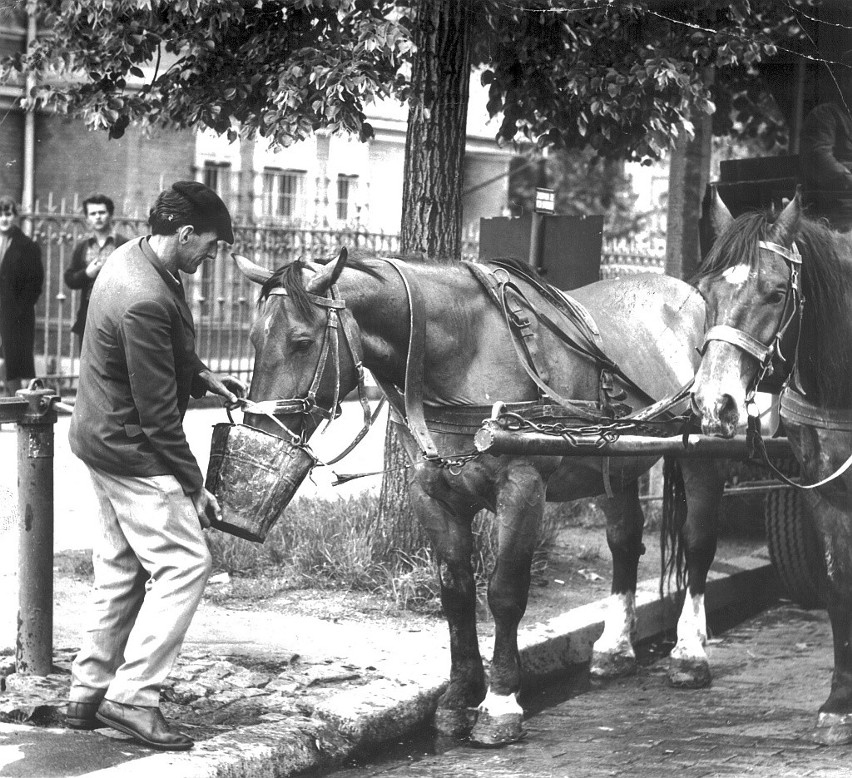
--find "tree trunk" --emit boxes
[378,0,473,551]
[664,111,713,281]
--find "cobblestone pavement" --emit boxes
[328,603,851,778]
[0,641,385,742]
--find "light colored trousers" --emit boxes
[70,466,212,707]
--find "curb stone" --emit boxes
[70,551,776,778]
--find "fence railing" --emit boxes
[23,209,663,390]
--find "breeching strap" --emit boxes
[374,258,440,459]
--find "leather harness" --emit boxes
[248,257,678,475]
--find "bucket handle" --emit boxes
[227,398,305,447]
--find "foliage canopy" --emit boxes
[2,1,812,162]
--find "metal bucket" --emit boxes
[204,422,316,543]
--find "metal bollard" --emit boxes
[15,387,57,675]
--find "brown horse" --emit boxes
[691,192,852,745]
[234,249,725,746]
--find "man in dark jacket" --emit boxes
[0,196,43,396]
[65,182,245,750]
[63,193,128,351]
[800,51,852,232]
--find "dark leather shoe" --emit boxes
[66,700,102,730]
[96,699,193,751]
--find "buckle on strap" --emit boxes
[702,324,772,363]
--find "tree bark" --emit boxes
[664,111,713,281]
[378,0,473,551]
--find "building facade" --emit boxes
[0,7,513,237]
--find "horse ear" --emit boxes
[769,187,802,245]
[306,247,349,295]
[708,186,734,237]
[232,253,272,284]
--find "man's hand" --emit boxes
[198,370,247,406]
[190,488,221,530]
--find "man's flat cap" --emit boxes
[171,180,234,244]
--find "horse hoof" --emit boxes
[813,712,852,745]
[469,711,525,748]
[433,706,477,738]
[667,657,712,689]
[590,650,637,679]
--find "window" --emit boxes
[261,168,304,220]
[202,161,231,199]
[336,174,358,222]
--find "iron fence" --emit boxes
[22,207,662,389]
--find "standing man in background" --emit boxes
[0,196,44,397]
[64,193,128,352]
[65,181,245,750]
[800,50,852,233]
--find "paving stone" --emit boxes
[224,668,271,688]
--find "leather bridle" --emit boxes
[700,240,804,405]
[241,283,380,465]
[699,239,852,489]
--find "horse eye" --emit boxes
[292,339,313,353]
[766,289,786,305]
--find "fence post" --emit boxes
[15,387,57,675]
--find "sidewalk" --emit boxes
[0,401,780,777]
[0,549,777,778]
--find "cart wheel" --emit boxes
[764,489,826,609]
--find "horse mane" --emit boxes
[259,260,315,319]
[792,219,852,405]
[258,251,393,318]
[695,209,852,406]
[692,211,765,281]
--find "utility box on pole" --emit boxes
[479,204,603,290]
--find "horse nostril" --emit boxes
[717,393,740,427]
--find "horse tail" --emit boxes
[660,455,687,597]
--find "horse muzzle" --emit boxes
[691,390,741,438]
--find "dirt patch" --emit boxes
[53,520,766,643]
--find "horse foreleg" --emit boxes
[469,461,543,747]
[667,459,723,689]
[816,596,852,745]
[591,480,644,679]
[412,484,485,738]
[807,492,852,745]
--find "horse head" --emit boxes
[234,248,360,441]
[692,193,803,436]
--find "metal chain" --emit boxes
[495,410,692,448]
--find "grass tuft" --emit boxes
[207,492,602,611]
